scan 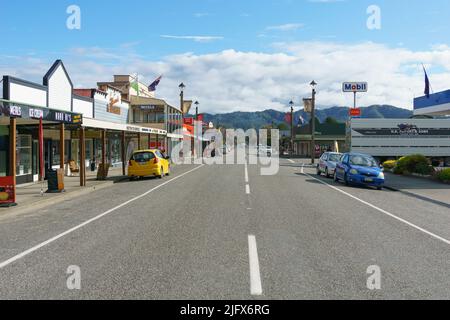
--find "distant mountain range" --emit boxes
[196,105,413,130]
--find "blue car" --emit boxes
[334,153,385,190]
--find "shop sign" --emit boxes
[0,101,82,124]
[139,105,158,110]
[353,124,450,136]
[343,82,368,93]
[0,176,16,207]
[349,108,361,117]
[126,126,141,132]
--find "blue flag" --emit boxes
[148,75,162,92]
[423,66,430,98]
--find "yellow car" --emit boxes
[128,149,170,180]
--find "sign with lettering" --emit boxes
[343,82,368,93]
[0,101,82,124]
[349,108,361,117]
[0,176,16,207]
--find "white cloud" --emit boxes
[266,23,304,31]
[2,41,450,114]
[160,35,223,43]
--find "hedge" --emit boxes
[437,168,450,182]
[393,154,434,175]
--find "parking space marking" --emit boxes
[248,235,263,296]
[303,172,450,246]
[246,184,251,195]
[0,165,205,270]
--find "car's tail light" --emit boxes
[154,157,160,164]
[128,160,132,166]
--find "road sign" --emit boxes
[349,108,361,117]
[343,82,368,93]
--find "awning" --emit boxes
[82,117,167,135]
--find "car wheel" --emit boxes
[159,167,164,179]
[377,186,383,191]
[166,166,170,176]
[325,168,329,178]
[334,172,339,182]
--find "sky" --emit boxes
[1,0,450,114]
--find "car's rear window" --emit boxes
[132,152,155,162]
[328,154,341,162]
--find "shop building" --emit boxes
[1,60,167,190]
[351,118,450,165]
[98,75,184,156]
[293,122,347,157]
[1,62,83,186]
[414,89,450,116]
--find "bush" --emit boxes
[382,160,397,170]
[394,154,432,175]
[437,168,450,182]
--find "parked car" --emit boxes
[317,152,342,178]
[334,152,385,190]
[128,149,170,180]
[258,145,273,157]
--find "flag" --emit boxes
[423,65,430,98]
[148,75,162,92]
[299,115,305,126]
[284,112,292,125]
[130,81,140,96]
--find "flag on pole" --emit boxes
[423,65,431,98]
[130,81,140,96]
[284,112,292,125]
[148,75,162,92]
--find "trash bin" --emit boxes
[90,159,96,172]
[47,169,65,193]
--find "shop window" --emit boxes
[0,128,8,177]
[16,135,32,176]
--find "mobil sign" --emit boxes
[343,82,368,93]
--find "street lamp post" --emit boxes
[289,100,294,157]
[194,101,199,121]
[310,81,317,165]
[179,82,186,125]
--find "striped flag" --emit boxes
[423,65,431,98]
[148,75,162,92]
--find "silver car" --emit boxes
[317,152,342,178]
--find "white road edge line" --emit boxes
[246,184,251,195]
[248,235,263,296]
[303,172,450,246]
[0,165,205,270]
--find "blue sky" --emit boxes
[2,0,449,57]
[1,0,450,113]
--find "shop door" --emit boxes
[44,139,53,176]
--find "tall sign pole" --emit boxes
[343,82,367,152]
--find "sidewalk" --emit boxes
[384,172,450,207]
[0,167,128,215]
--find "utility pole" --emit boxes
[289,101,294,157]
[310,81,317,165]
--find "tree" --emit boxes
[325,116,339,125]
[277,123,289,131]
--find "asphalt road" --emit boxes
[0,158,449,299]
